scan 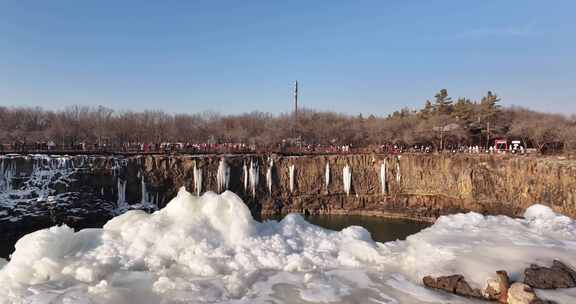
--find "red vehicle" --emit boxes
[494,139,508,151]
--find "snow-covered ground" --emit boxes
[0,188,574,304]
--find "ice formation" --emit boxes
[193,162,202,196]
[395,157,401,185]
[289,164,295,193]
[249,159,259,197]
[1,189,576,303]
[0,157,16,192]
[243,162,249,192]
[140,174,151,205]
[116,179,127,210]
[216,158,230,193]
[325,162,330,192]
[343,164,352,196]
[0,155,77,202]
[266,158,273,194]
[380,161,387,195]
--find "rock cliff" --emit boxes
[1,153,575,250]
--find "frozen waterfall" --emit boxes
[0,157,16,192]
[380,160,387,195]
[193,162,202,196]
[117,178,127,210]
[343,164,352,196]
[140,174,151,204]
[216,158,230,193]
[266,158,273,194]
[249,160,259,197]
[289,164,295,193]
[396,156,401,185]
[325,162,330,192]
[243,162,249,192]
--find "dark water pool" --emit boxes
[262,214,431,243]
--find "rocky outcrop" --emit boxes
[524,260,576,289]
[3,153,576,220]
[422,274,483,298]
[485,270,510,302]
[507,283,542,304]
[130,153,576,220]
[423,270,560,304]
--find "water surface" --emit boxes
[263,214,431,243]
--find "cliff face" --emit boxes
[1,153,575,236]
[128,154,576,221]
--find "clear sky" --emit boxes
[1,0,575,116]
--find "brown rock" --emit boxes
[483,270,510,302]
[507,283,538,304]
[524,261,576,289]
[422,274,483,298]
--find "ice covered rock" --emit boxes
[524,260,576,289]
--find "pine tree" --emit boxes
[480,91,501,123]
[452,97,474,123]
[419,100,434,119]
[433,89,453,115]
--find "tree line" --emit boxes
[1,89,575,152]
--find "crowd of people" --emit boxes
[0,139,533,156]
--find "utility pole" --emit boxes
[293,80,298,138]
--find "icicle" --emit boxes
[243,162,249,192]
[289,164,295,193]
[216,158,230,193]
[380,160,387,195]
[0,158,16,192]
[266,158,273,194]
[140,174,149,204]
[117,178,127,209]
[249,159,259,197]
[343,164,352,196]
[396,156,401,185]
[193,162,202,196]
[325,162,330,192]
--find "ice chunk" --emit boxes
[1,190,575,304]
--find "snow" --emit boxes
[0,188,575,303]
[524,203,558,220]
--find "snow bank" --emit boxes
[1,189,575,304]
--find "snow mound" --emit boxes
[1,188,575,304]
[524,204,559,220]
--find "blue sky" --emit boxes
[1,0,575,115]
